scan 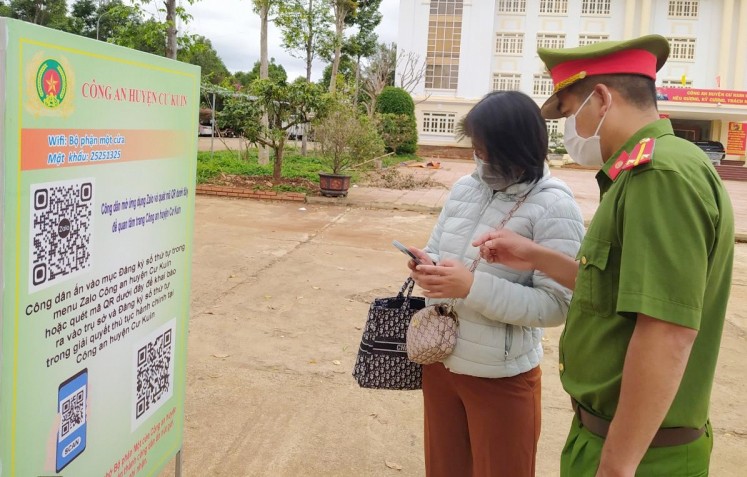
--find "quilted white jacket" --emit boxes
[423,166,585,378]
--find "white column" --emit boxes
[640,0,652,35]
[733,0,747,88]
[719,0,735,89]
[624,0,637,38]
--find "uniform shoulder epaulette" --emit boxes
[609,137,656,181]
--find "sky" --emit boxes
[183,0,400,81]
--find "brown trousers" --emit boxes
[422,363,542,477]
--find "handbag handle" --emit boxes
[398,277,416,298]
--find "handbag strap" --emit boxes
[398,278,415,298]
[445,186,536,311]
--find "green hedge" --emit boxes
[376,87,415,115]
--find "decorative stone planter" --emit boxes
[319,173,351,197]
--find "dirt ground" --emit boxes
[158,196,747,477]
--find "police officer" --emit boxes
[473,35,734,476]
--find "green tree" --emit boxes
[276,0,332,155]
[327,0,357,94]
[362,42,396,114]
[276,0,332,83]
[376,113,417,155]
[108,16,168,55]
[68,0,140,42]
[68,0,96,37]
[251,0,282,164]
[343,0,381,103]
[376,86,415,115]
[316,102,385,174]
[0,1,11,17]
[132,1,200,59]
[375,87,417,154]
[235,58,288,88]
[320,55,356,92]
[220,80,330,180]
[178,35,230,85]
[9,0,71,30]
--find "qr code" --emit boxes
[29,179,94,293]
[59,386,86,440]
[132,320,176,429]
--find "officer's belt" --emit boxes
[571,399,706,447]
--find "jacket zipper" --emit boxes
[459,185,495,260]
[505,325,513,358]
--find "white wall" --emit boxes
[457,1,496,99]
[400,0,747,149]
[395,0,431,97]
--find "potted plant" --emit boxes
[315,103,385,197]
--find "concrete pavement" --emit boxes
[308,159,747,239]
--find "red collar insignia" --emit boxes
[609,137,655,181]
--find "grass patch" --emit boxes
[197,150,327,184]
[197,149,427,194]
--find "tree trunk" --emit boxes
[258,2,271,165]
[273,143,284,180]
[260,4,269,79]
[354,54,361,105]
[329,11,345,94]
[302,0,313,156]
[165,0,178,60]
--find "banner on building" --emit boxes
[657,87,747,106]
[727,122,747,156]
[0,19,199,477]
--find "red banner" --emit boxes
[727,122,747,156]
[657,87,747,106]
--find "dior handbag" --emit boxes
[406,189,534,365]
[352,278,426,390]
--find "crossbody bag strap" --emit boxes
[445,185,537,315]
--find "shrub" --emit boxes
[377,113,418,155]
[376,87,415,115]
[315,103,386,175]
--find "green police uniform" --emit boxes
[539,36,736,476]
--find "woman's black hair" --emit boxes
[462,90,548,184]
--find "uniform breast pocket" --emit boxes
[574,236,616,317]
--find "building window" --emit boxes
[539,0,568,14]
[581,0,611,15]
[668,0,698,18]
[546,119,560,135]
[537,33,566,50]
[661,78,693,88]
[496,0,526,13]
[578,34,609,46]
[667,37,696,61]
[423,112,457,135]
[495,32,524,54]
[425,0,463,90]
[493,73,522,91]
[533,74,555,97]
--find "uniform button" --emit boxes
[581,256,587,265]
[559,363,565,372]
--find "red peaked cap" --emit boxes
[538,34,670,119]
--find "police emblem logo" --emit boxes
[25,53,75,118]
[36,59,67,108]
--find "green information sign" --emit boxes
[0,19,199,477]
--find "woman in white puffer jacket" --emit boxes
[408,91,585,477]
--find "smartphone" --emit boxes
[392,240,425,265]
[56,368,88,473]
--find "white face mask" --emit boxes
[473,153,517,191]
[564,91,611,168]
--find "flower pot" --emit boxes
[319,173,351,197]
